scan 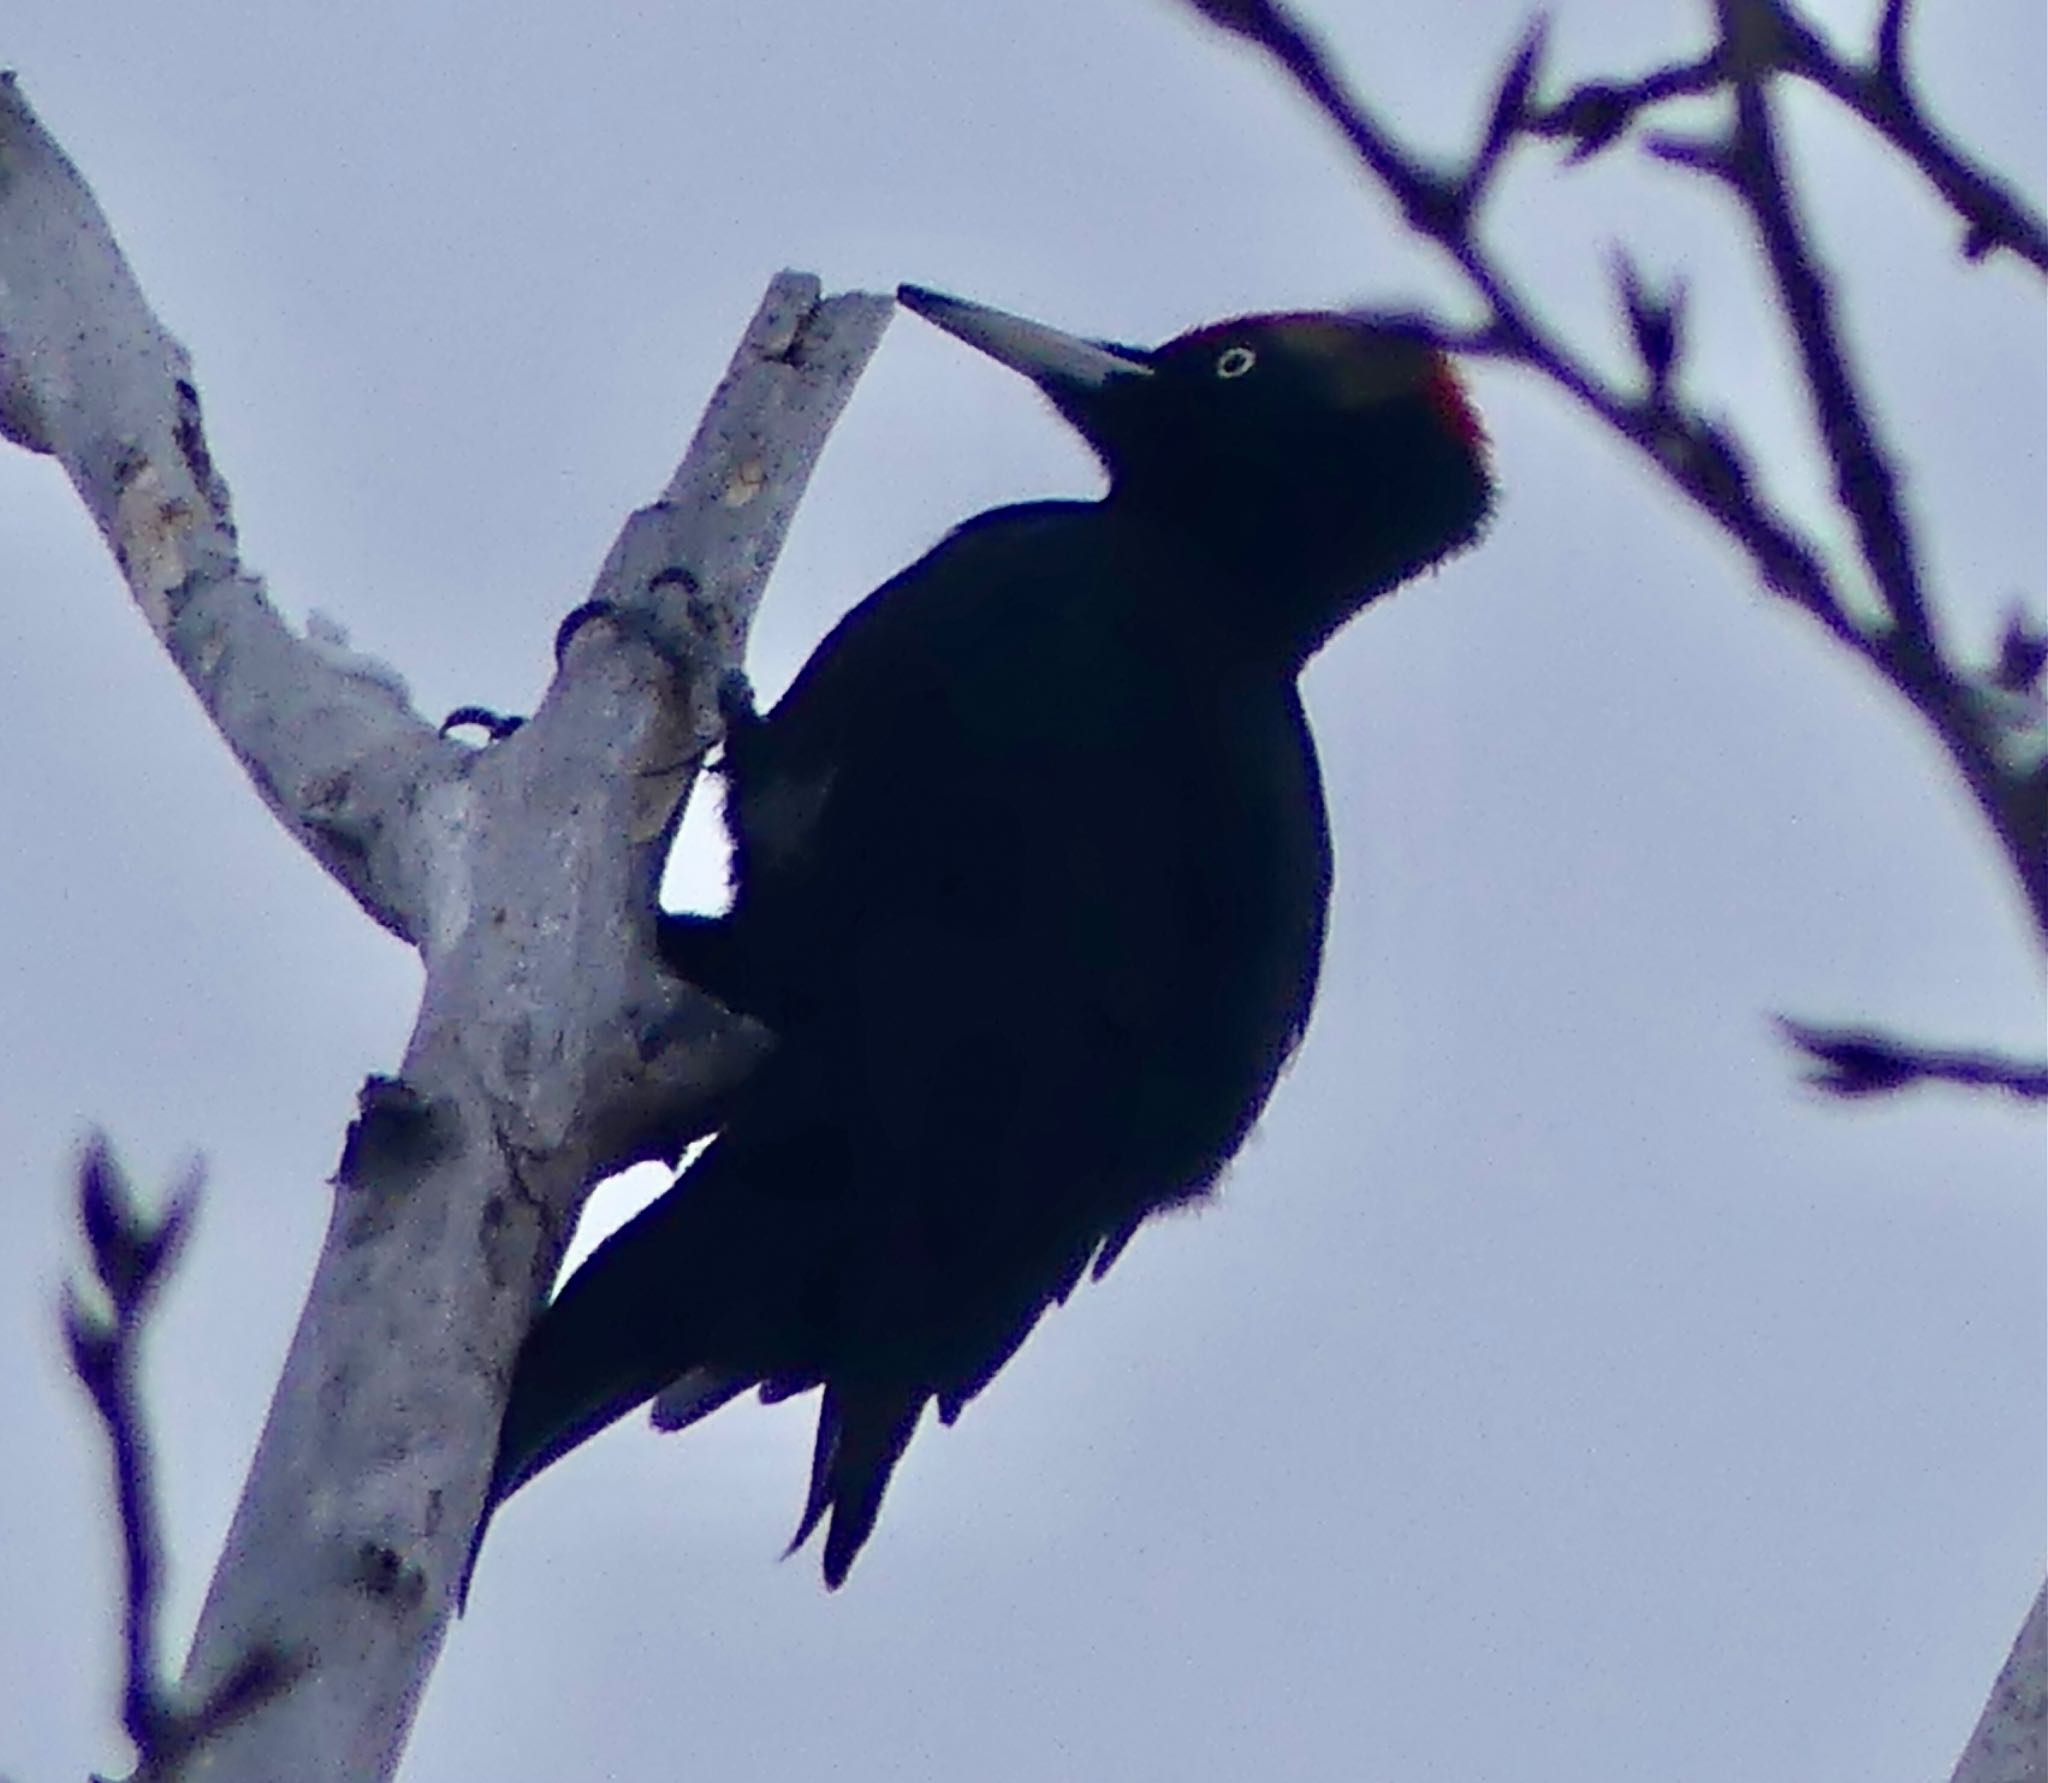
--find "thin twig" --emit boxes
[1182,0,1870,654]
[1778,1020,2048,1101]
[9,60,881,1768]
[1529,53,1726,161]
[1774,2,2048,273]
[1713,0,1936,652]
[162,270,881,1783]
[1177,0,2048,943]
[65,1137,292,1781]
[1524,3,2048,274]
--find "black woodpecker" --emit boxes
[470,284,1494,1593]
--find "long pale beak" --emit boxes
[896,285,1153,393]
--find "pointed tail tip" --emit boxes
[821,1524,859,1592]
[777,1505,855,1591]
[783,1384,930,1592]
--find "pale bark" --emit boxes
[1,71,889,1782]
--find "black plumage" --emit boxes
[471,285,1493,1592]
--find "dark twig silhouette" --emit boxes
[1528,3,2048,270]
[1180,0,2047,1083]
[65,1138,293,1782]
[1175,4,2044,1765]
[1779,1020,2048,1100]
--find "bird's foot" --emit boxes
[553,598,623,664]
[441,705,526,741]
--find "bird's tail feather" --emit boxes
[787,1383,926,1590]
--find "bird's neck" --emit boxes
[1099,492,1379,672]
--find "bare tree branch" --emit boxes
[2,73,890,1783]
[1531,53,1727,163]
[1525,2,2048,273]
[1714,0,1935,648]
[64,1138,293,1782]
[1778,1020,2048,1101]
[1949,1581,2046,1783]
[1175,0,2048,943]
[0,72,446,943]
[1178,0,1870,651]
[1775,2,2048,272]
[1171,9,2046,1767]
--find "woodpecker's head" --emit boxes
[898,285,1493,661]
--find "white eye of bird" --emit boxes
[1215,345,1257,379]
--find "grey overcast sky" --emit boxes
[1,2,2041,1780]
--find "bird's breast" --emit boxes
[725,510,1336,1194]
